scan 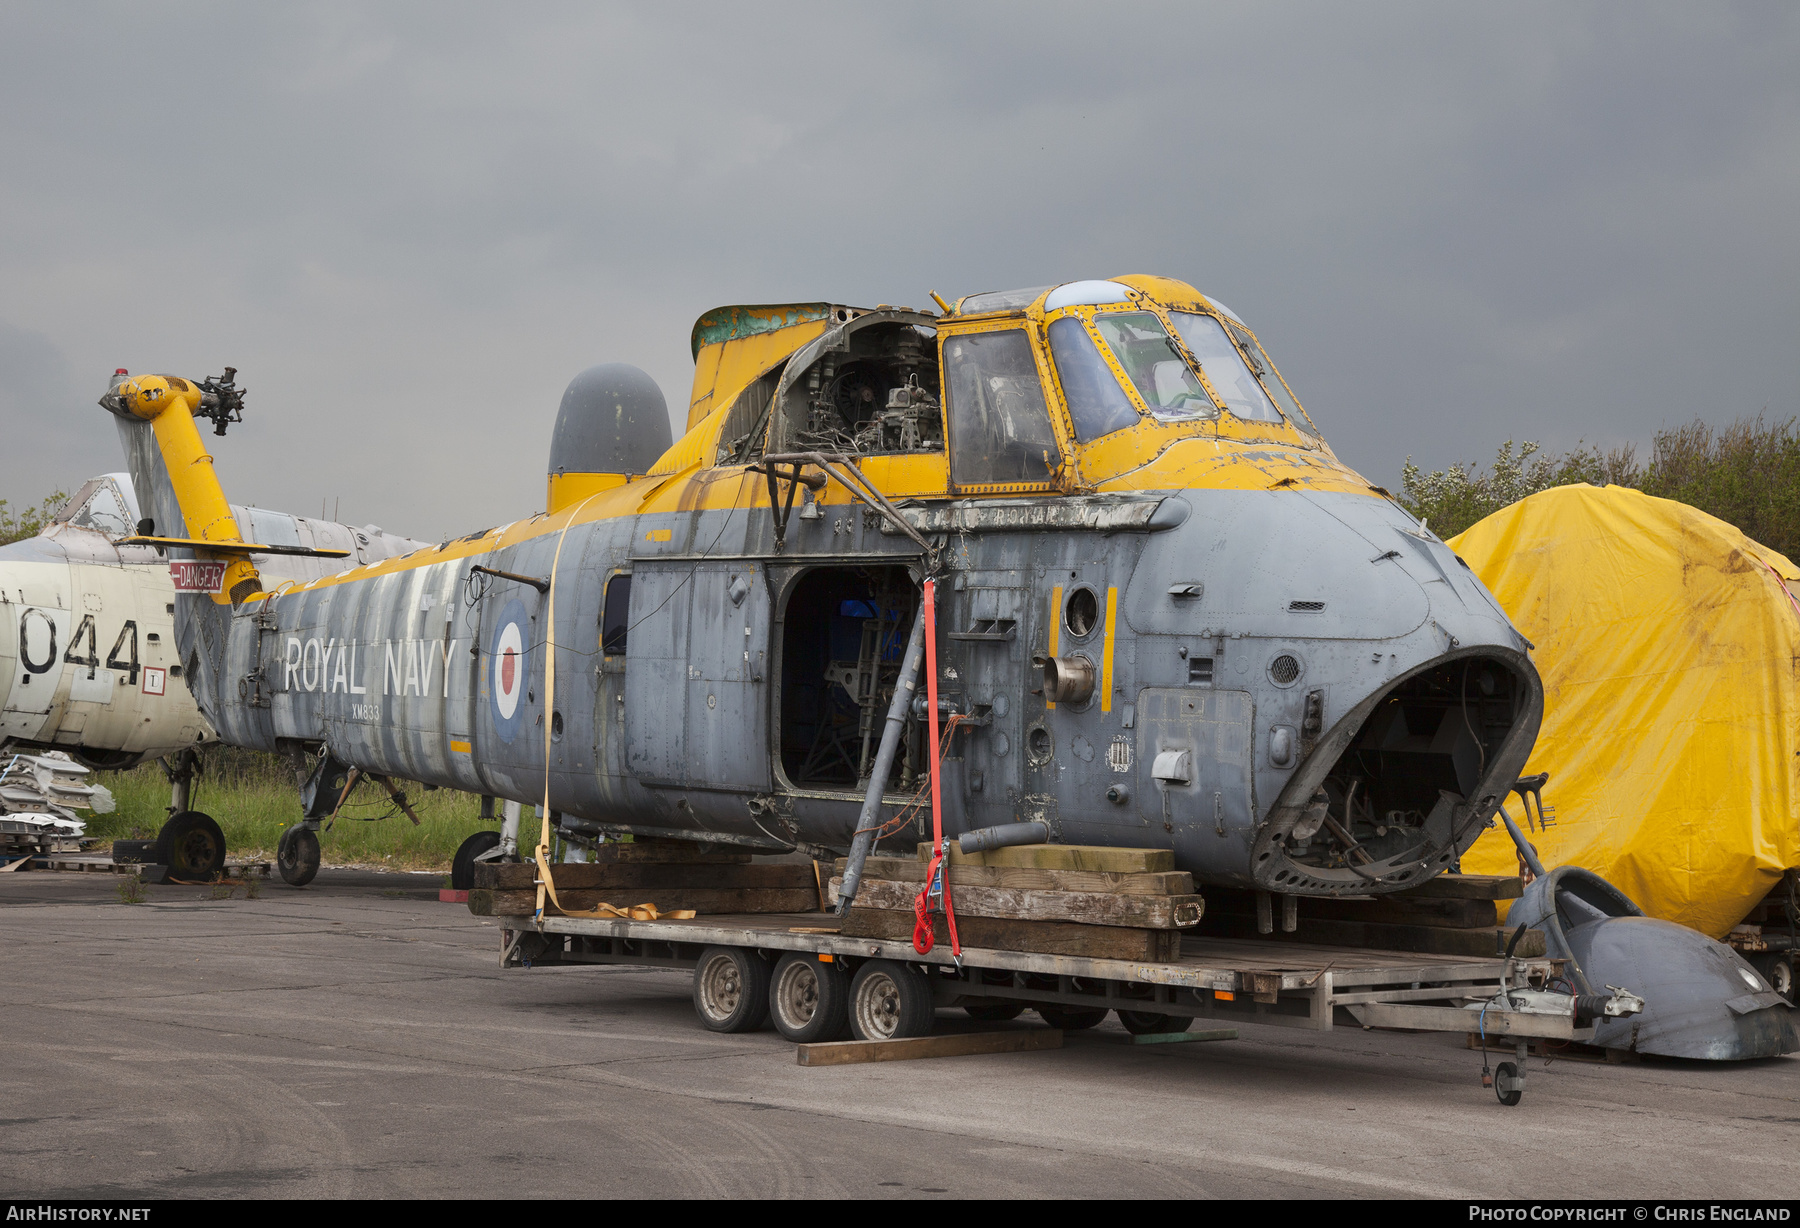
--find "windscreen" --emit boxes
[1092,312,1214,420]
[1048,316,1142,442]
[1169,313,1283,424]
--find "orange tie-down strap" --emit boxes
[548,896,697,922]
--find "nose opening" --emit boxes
[1257,650,1542,893]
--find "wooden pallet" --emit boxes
[1195,875,1539,958]
[24,854,272,879]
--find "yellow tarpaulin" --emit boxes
[1451,484,1800,938]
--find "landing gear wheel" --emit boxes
[1493,1060,1524,1106]
[1771,957,1795,1005]
[1036,1005,1107,1030]
[1117,1010,1192,1036]
[277,825,320,887]
[849,959,934,1041]
[963,1001,1026,1022]
[769,953,850,1042]
[451,831,502,890]
[692,946,771,1033]
[157,811,226,881]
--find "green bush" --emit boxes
[1400,415,1800,554]
[0,490,69,546]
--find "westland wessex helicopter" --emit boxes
[100,276,1543,904]
[0,429,425,874]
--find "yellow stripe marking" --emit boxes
[1046,585,1062,710]
[1101,586,1118,713]
[450,740,471,754]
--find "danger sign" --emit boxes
[170,560,228,593]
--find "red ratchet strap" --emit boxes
[912,579,960,961]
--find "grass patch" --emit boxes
[84,748,493,872]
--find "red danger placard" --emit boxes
[170,560,228,593]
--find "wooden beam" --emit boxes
[797,1029,1063,1067]
[475,886,821,917]
[835,857,1194,897]
[1196,912,1545,958]
[1204,887,1498,929]
[919,842,1175,874]
[1396,873,1524,901]
[839,877,1202,929]
[841,907,1182,960]
[475,862,814,891]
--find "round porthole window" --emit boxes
[1026,724,1053,765]
[1064,586,1100,639]
[1268,653,1302,687]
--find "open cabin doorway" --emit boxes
[777,565,920,794]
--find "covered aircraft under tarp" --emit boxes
[1451,484,1800,938]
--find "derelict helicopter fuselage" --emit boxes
[104,275,1542,896]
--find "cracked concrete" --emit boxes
[2,867,1797,1199]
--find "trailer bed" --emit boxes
[498,910,1580,1041]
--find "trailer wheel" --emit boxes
[451,831,501,890]
[1493,1060,1524,1106]
[963,1001,1026,1022]
[849,960,934,1041]
[693,946,771,1033]
[1036,1005,1107,1030]
[277,825,320,887]
[769,953,850,1042]
[157,811,226,881]
[1117,1010,1192,1036]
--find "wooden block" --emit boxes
[1205,888,1497,929]
[1397,873,1524,901]
[837,857,1194,897]
[797,1028,1063,1067]
[840,906,1181,960]
[840,876,1203,929]
[476,862,815,891]
[467,888,494,916]
[484,886,821,917]
[1195,912,1545,958]
[1130,1028,1238,1046]
[917,842,1175,874]
[592,839,752,864]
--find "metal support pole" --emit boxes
[836,599,930,916]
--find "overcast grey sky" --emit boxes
[2,2,1794,539]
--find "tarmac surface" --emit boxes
[3,866,1797,1200]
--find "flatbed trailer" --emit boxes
[495,910,1611,1104]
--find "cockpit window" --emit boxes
[56,479,133,537]
[1092,312,1213,420]
[1047,317,1143,442]
[1225,319,1317,434]
[943,329,1061,486]
[1170,312,1283,424]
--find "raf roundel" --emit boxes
[488,597,531,743]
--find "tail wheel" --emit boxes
[769,953,850,1043]
[1036,1005,1108,1030]
[277,825,321,887]
[1117,1010,1192,1036]
[157,812,226,881]
[848,959,934,1041]
[692,946,772,1033]
[963,1001,1026,1022]
[451,831,502,890]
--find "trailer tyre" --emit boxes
[963,1001,1026,1022]
[769,953,850,1043]
[1036,1005,1107,1030]
[1117,1010,1192,1036]
[277,825,320,887]
[693,946,772,1033]
[849,960,934,1041]
[451,831,501,890]
[157,811,226,881]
